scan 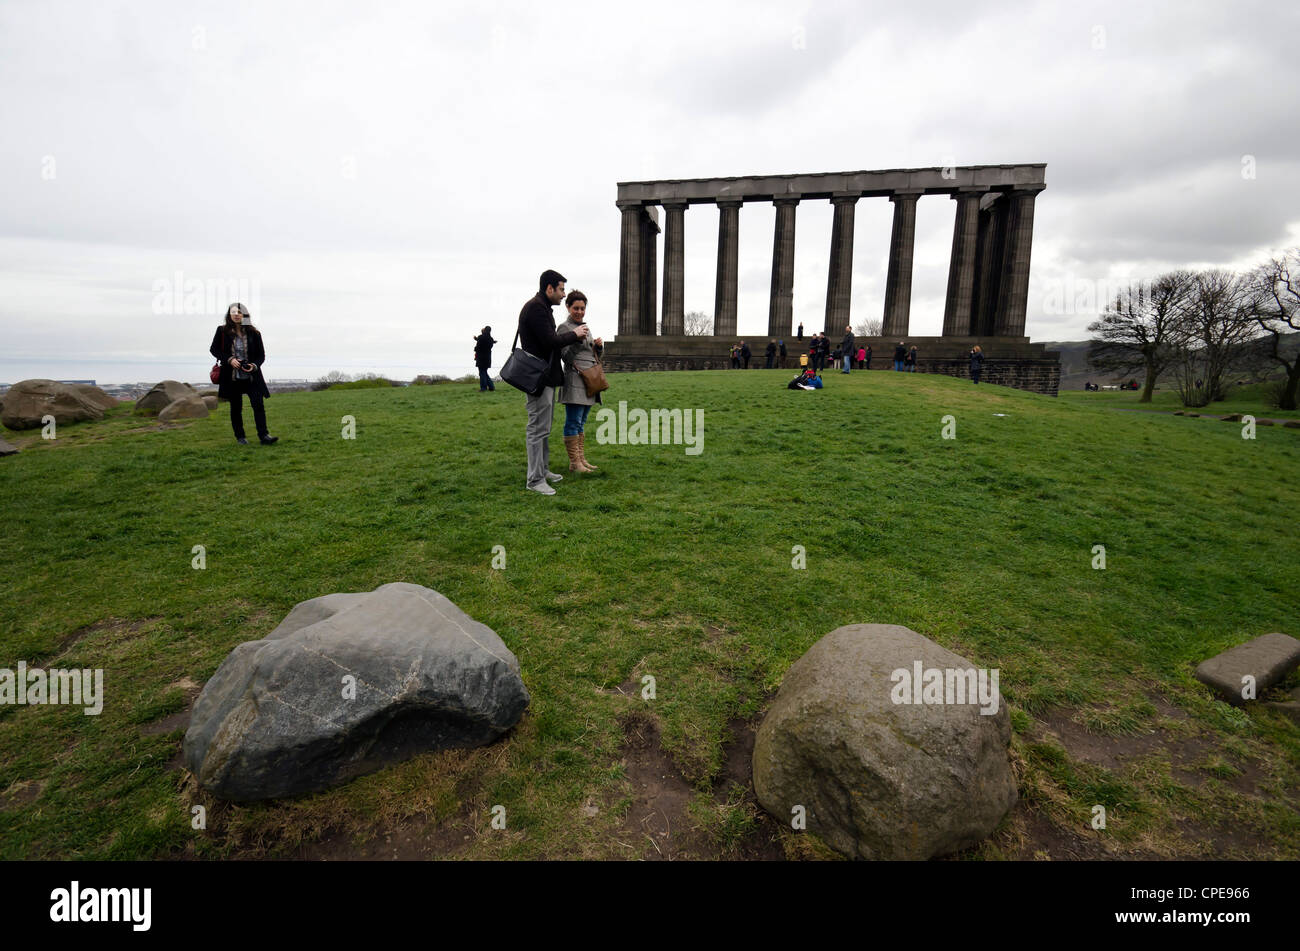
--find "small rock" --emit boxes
[135,381,198,415]
[158,395,210,421]
[1195,633,1300,705]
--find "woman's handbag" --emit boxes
[500,327,549,395]
[210,362,221,384]
[579,359,609,397]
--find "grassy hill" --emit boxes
[1,368,1297,860]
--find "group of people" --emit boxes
[892,342,918,372]
[201,278,992,471]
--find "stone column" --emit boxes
[823,194,857,334]
[973,195,1007,337]
[661,202,687,335]
[640,208,660,335]
[617,200,643,336]
[941,188,983,337]
[882,190,921,338]
[768,197,799,338]
[714,200,742,338]
[993,186,1044,337]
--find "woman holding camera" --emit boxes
[209,303,277,445]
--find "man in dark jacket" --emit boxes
[518,269,588,495]
[740,341,751,369]
[893,341,907,372]
[765,339,776,368]
[778,339,787,368]
[841,325,855,374]
[817,333,831,372]
[473,327,496,391]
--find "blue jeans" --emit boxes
[841,358,850,373]
[478,367,494,390]
[894,360,904,371]
[563,403,591,437]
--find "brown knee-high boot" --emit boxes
[578,431,598,470]
[564,435,584,472]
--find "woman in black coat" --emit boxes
[209,303,277,445]
[969,345,985,384]
[473,326,496,392]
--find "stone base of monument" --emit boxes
[752,624,1017,860]
[183,582,530,801]
[1194,632,1300,706]
[603,335,1061,396]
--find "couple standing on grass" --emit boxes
[518,269,604,496]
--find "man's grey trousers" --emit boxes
[524,385,555,488]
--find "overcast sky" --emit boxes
[2,0,1298,383]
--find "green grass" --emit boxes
[1059,382,1300,419]
[1,368,1297,859]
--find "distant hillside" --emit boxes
[1040,332,1299,390]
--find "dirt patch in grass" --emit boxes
[140,677,203,737]
[0,779,47,811]
[613,708,785,861]
[617,710,701,859]
[42,616,163,663]
[1028,704,1268,798]
[291,812,476,861]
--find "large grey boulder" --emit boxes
[158,395,209,421]
[71,384,119,411]
[0,439,18,456]
[201,395,219,410]
[1195,633,1300,705]
[753,624,1017,860]
[184,582,530,801]
[134,380,197,415]
[0,379,104,429]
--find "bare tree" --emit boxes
[1086,271,1189,402]
[852,318,883,337]
[683,311,713,336]
[1246,249,1300,410]
[312,369,353,390]
[1168,269,1260,407]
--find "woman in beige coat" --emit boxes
[558,289,603,472]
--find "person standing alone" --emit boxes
[210,303,277,445]
[518,269,588,495]
[969,345,985,384]
[841,325,855,374]
[473,326,496,391]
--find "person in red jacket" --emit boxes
[209,303,277,445]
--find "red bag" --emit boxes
[210,362,221,384]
